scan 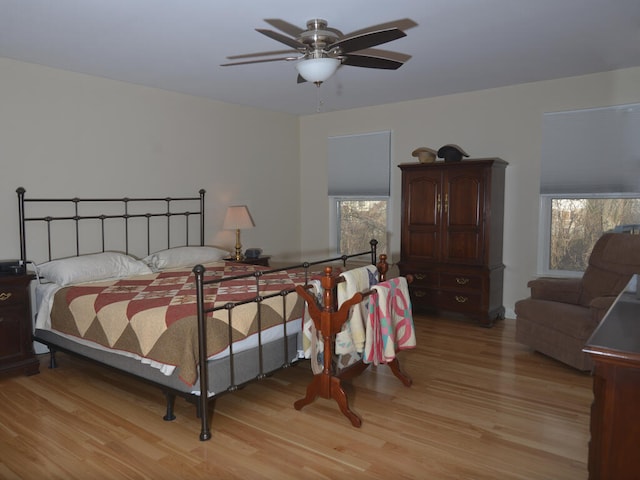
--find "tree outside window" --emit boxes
[549,197,640,271]
[337,199,388,256]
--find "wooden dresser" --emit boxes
[583,292,640,480]
[0,274,39,376]
[398,159,507,326]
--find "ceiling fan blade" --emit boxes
[264,18,304,37]
[256,28,306,50]
[342,54,404,70]
[353,48,412,63]
[220,56,297,67]
[227,49,298,60]
[344,18,418,38]
[296,74,307,84]
[331,28,406,54]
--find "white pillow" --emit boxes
[143,246,229,271]
[37,252,152,286]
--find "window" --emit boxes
[539,194,640,274]
[539,104,640,274]
[328,131,391,256]
[334,198,388,255]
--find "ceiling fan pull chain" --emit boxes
[316,84,324,113]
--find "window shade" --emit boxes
[328,131,391,196]
[540,104,640,194]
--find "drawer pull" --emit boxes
[414,273,426,280]
[455,295,468,303]
[456,277,470,285]
[414,291,426,297]
[0,292,12,301]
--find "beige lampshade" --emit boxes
[222,205,255,230]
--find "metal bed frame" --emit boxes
[17,186,206,263]
[16,186,381,440]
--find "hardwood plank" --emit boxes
[0,314,591,479]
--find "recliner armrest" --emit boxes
[527,277,582,304]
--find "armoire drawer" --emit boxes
[438,290,482,312]
[406,270,437,287]
[440,272,483,291]
[408,286,438,305]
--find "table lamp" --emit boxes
[222,205,255,261]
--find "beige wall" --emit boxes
[299,67,640,316]
[2,56,639,315]
[0,58,301,263]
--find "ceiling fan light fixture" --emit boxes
[295,57,340,83]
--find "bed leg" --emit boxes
[197,398,215,441]
[48,349,58,369]
[163,392,176,421]
[195,398,216,419]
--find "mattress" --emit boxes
[33,262,307,395]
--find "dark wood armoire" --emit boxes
[398,158,507,326]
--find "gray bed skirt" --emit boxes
[34,328,303,396]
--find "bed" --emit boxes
[16,187,390,440]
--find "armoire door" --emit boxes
[441,166,485,264]
[402,169,442,262]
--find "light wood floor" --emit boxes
[0,314,592,480]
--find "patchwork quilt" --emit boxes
[49,262,308,385]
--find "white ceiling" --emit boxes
[2,0,640,115]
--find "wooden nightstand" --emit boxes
[0,274,39,377]
[225,256,271,267]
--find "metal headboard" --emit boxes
[17,187,205,264]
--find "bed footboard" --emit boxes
[192,240,383,441]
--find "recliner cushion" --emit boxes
[514,298,598,340]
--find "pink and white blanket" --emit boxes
[364,277,416,365]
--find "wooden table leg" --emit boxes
[330,375,362,427]
[388,358,413,387]
[294,374,320,411]
[294,372,362,428]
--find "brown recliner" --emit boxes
[515,233,640,371]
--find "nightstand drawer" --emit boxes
[0,274,39,376]
[0,306,24,358]
[0,284,27,306]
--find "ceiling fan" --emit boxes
[221,18,416,85]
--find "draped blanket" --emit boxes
[364,277,416,365]
[336,265,379,355]
[49,262,307,385]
